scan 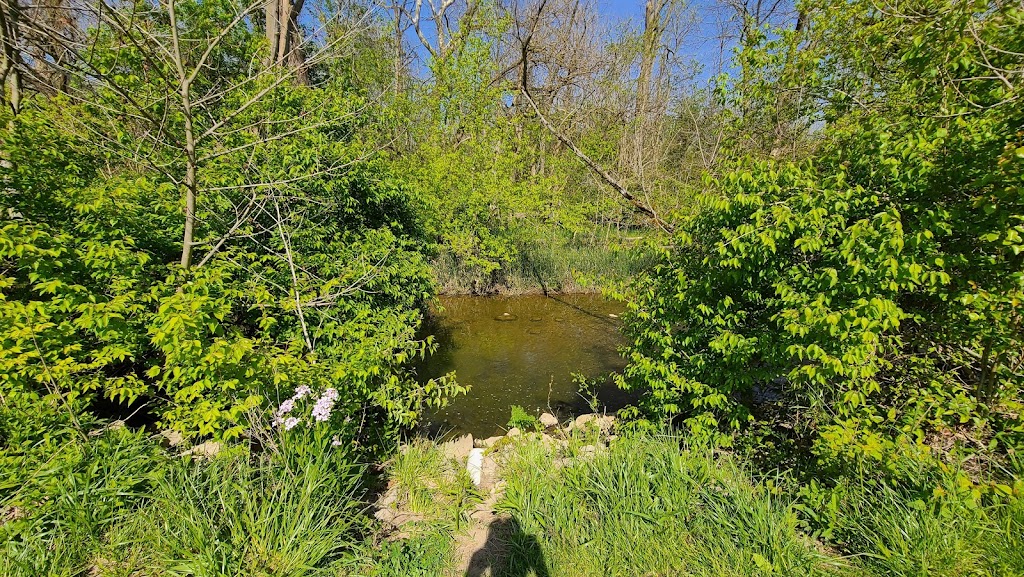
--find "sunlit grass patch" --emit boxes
[497,433,851,577]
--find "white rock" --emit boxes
[506,427,521,437]
[539,412,559,428]
[467,448,485,486]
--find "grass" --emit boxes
[348,531,454,577]
[490,432,1024,577]
[0,426,160,577]
[387,439,481,529]
[497,433,845,577]
[2,425,369,577]
[820,468,1024,577]
[106,445,364,577]
[5,424,1023,577]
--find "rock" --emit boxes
[467,448,485,486]
[494,313,518,321]
[159,429,184,447]
[539,412,559,428]
[580,445,598,458]
[478,435,504,448]
[506,427,521,437]
[441,433,474,461]
[374,508,396,524]
[377,486,398,509]
[391,512,426,527]
[571,413,596,430]
[183,441,221,459]
[539,434,565,451]
[570,413,616,434]
[608,313,619,318]
[479,455,499,491]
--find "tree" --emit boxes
[618,0,1024,464]
[2,0,462,440]
[265,0,309,82]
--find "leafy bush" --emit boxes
[1,72,463,444]
[508,404,541,432]
[617,0,1024,466]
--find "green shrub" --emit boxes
[508,405,541,432]
[1,88,463,445]
[616,0,1024,466]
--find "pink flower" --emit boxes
[276,399,295,416]
[311,388,338,422]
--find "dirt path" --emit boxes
[454,491,508,577]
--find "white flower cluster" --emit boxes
[271,386,338,430]
[311,388,339,422]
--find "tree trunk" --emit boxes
[265,0,281,65]
[265,0,306,84]
[635,0,663,123]
[0,0,22,116]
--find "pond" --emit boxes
[416,294,633,438]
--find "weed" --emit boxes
[508,405,541,432]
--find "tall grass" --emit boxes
[497,434,846,577]
[106,441,365,577]
[818,465,1024,577]
[388,439,480,528]
[2,421,370,577]
[0,426,160,577]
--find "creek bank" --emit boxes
[373,411,619,537]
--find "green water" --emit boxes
[417,294,631,438]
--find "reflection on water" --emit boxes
[416,294,632,438]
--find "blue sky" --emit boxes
[385,0,756,83]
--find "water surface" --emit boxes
[417,294,631,438]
